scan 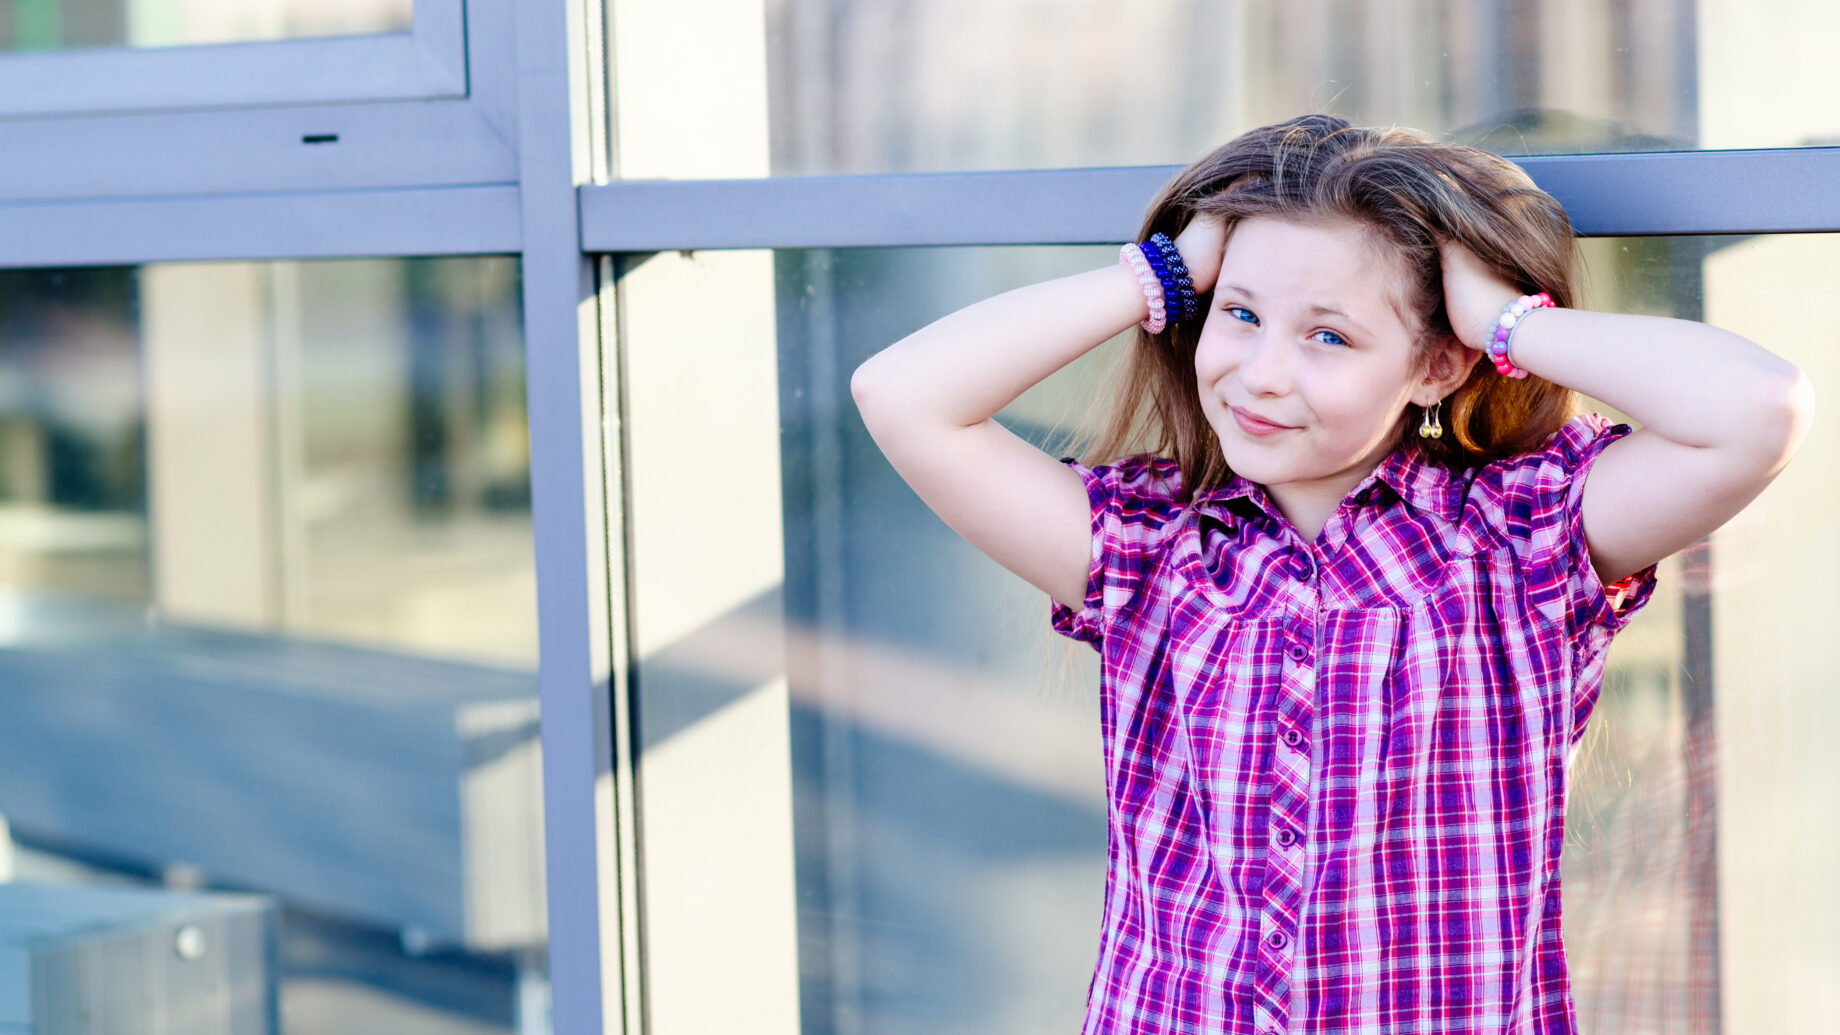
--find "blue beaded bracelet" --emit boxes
[1146,232,1199,322]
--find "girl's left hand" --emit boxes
[1173,212,1228,296]
[1436,236,1525,351]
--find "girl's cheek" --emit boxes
[1195,332,1236,377]
[1195,343,1225,384]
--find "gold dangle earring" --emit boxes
[1418,400,1444,439]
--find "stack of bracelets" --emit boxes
[1484,291,1556,379]
[1118,232,1199,334]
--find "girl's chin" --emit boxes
[1218,443,1345,490]
[1217,449,1292,484]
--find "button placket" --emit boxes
[1288,550,1315,583]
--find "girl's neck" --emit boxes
[1265,488,1337,545]
[1262,450,1399,545]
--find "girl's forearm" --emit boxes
[1506,307,1809,459]
[851,262,1147,429]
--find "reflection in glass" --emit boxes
[0,258,545,1034]
[607,0,1840,178]
[0,268,144,603]
[716,236,1836,1032]
[0,0,413,53]
[776,247,1117,1035]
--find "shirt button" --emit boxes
[1286,642,1309,663]
[1274,827,1297,847]
[1265,930,1288,949]
[1281,728,1304,748]
[1289,554,1315,581]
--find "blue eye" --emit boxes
[1314,330,1347,347]
[1225,306,1258,324]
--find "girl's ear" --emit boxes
[1417,334,1484,403]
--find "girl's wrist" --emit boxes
[1104,259,1160,332]
[1457,290,1522,352]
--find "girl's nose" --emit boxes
[1236,335,1293,396]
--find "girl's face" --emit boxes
[1194,214,1439,523]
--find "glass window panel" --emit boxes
[0,0,413,53]
[622,233,1837,1032]
[0,257,547,1034]
[1560,231,1837,1034]
[605,0,1840,178]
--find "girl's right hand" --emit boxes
[1173,212,1228,296]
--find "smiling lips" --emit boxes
[1230,406,1296,437]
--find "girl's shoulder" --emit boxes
[1467,412,1632,501]
[1458,411,1657,636]
[1056,451,1191,540]
[1501,411,1626,469]
[1060,452,1187,506]
[1050,452,1192,648]
[1457,410,1634,561]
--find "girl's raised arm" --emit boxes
[1439,239,1815,586]
[850,219,1225,611]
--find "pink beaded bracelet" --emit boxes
[1119,243,1168,334]
[1485,292,1555,379]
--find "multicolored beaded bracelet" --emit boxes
[1119,242,1168,333]
[1485,292,1555,379]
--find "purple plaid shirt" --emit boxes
[1051,413,1659,1035]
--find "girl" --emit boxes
[848,114,1811,1034]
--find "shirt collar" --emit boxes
[1189,445,1462,524]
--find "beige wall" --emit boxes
[1702,232,1840,1034]
[1697,4,1839,1027]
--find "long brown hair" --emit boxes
[1064,113,1579,498]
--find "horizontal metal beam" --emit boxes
[4,146,1832,268]
[0,184,520,267]
[581,166,1160,250]
[580,146,1840,251]
[1523,147,1840,237]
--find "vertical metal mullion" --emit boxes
[1680,538,1720,1035]
[778,248,861,1032]
[1670,236,1720,1035]
[519,0,619,1032]
[600,252,648,1035]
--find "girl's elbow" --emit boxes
[851,356,897,415]
[849,360,878,406]
[1751,366,1815,471]
[1784,367,1816,451]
